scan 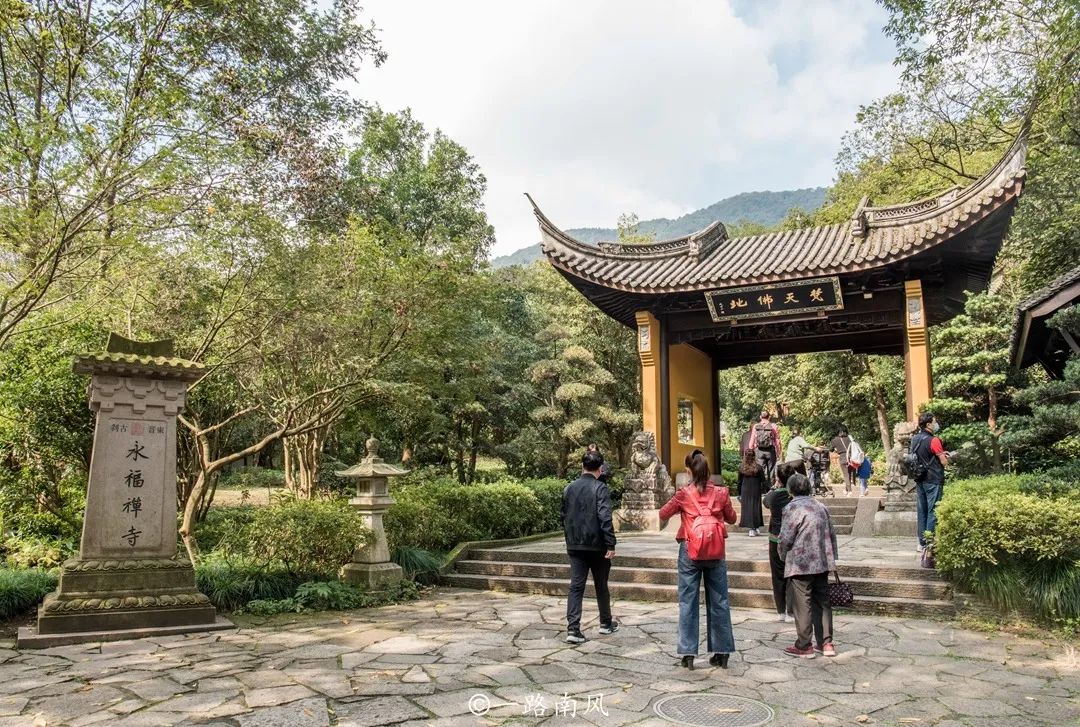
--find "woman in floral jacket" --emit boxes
[778,473,838,658]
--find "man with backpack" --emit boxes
[750,411,782,485]
[560,450,618,644]
[909,412,950,554]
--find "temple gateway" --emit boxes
[530,136,1027,471]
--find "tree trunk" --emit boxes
[987,385,1002,472]
[864,357,892,451]
[283,438,296,491]
[293,427,327,498]
[556,439,570,479]
[467,418,481,483]
[454,419,466,484]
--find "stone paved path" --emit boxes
[0,588,1076,726]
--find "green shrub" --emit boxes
[242,579,420,615]
[934,481,1080,621]
[234,499,373,575]
[195,556,310,612]
[1,537,76,569]
[391,547,443,584]
[520,478,566,532]
[0,568,58,619]
[194,506,258,554]
[386,479,551,552]
[1019,461,1080,499]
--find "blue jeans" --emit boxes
[677,542,736,656]
[916,480,944,547]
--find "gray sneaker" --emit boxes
[599,620,620,635]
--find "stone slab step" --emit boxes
[455,560,952,600]
[464,549,946,582]
[442,573,956,618]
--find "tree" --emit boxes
[926,292,1017,472]
[855,0,1080,293]
[0,0,384,348]
[616,213,657,245]
[510,323,626,479]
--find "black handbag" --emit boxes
[826,571,854,608]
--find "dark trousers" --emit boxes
[566,549,612,630]
[754,448,776,485]
[789,573,833,650]
[768,540,791,615]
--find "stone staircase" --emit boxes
[444,540,955,619]
[730,496,858,535]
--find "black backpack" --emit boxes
[754,424,774,451]
[904,434,930,481]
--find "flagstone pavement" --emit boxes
[0,588,1076,727]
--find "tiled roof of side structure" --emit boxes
[530,134,1027,294]
[1009,262,1080,365]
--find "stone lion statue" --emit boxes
[884,421,918,510]
[629,431,660,479]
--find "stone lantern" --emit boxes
[336,437,407,588]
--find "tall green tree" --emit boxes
[927,292,1017,472]
[0,0,384,347]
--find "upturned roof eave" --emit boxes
[527,130,1027,295]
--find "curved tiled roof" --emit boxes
[530,134,1027,294]
[74,352,206,382]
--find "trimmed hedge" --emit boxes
[934,474,1080,622]
[386,477,559,552]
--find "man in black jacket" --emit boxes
[560,450,618,643]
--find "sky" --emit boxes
[348,1,901,258]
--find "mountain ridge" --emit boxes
[492,187,827,268]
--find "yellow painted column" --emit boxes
[634,311,663,457]
[667,344,716,469]
[903,280,934,420]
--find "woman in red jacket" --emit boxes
[659,451,738,670]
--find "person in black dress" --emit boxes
[737,450,765,537]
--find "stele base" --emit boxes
[17,557,233,648]
[872,509,919,537]
[342,561,404,589]
[615,509,680,533]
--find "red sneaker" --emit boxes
[783,645,816,659]
[814,643,836,657]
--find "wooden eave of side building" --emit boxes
[528,133,1028,329]
[1010,263,1080,378]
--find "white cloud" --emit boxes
[348,0,900,256]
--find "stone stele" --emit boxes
[18,334,231,648]
[337,437,406,588]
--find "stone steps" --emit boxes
[465,548,947,581]
[448,545,955,619]
[728,497,860,535]
[455,560,952,600]
[442,573,956,618]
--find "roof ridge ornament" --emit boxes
[688,222,728,261]
[851,196,871,238]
